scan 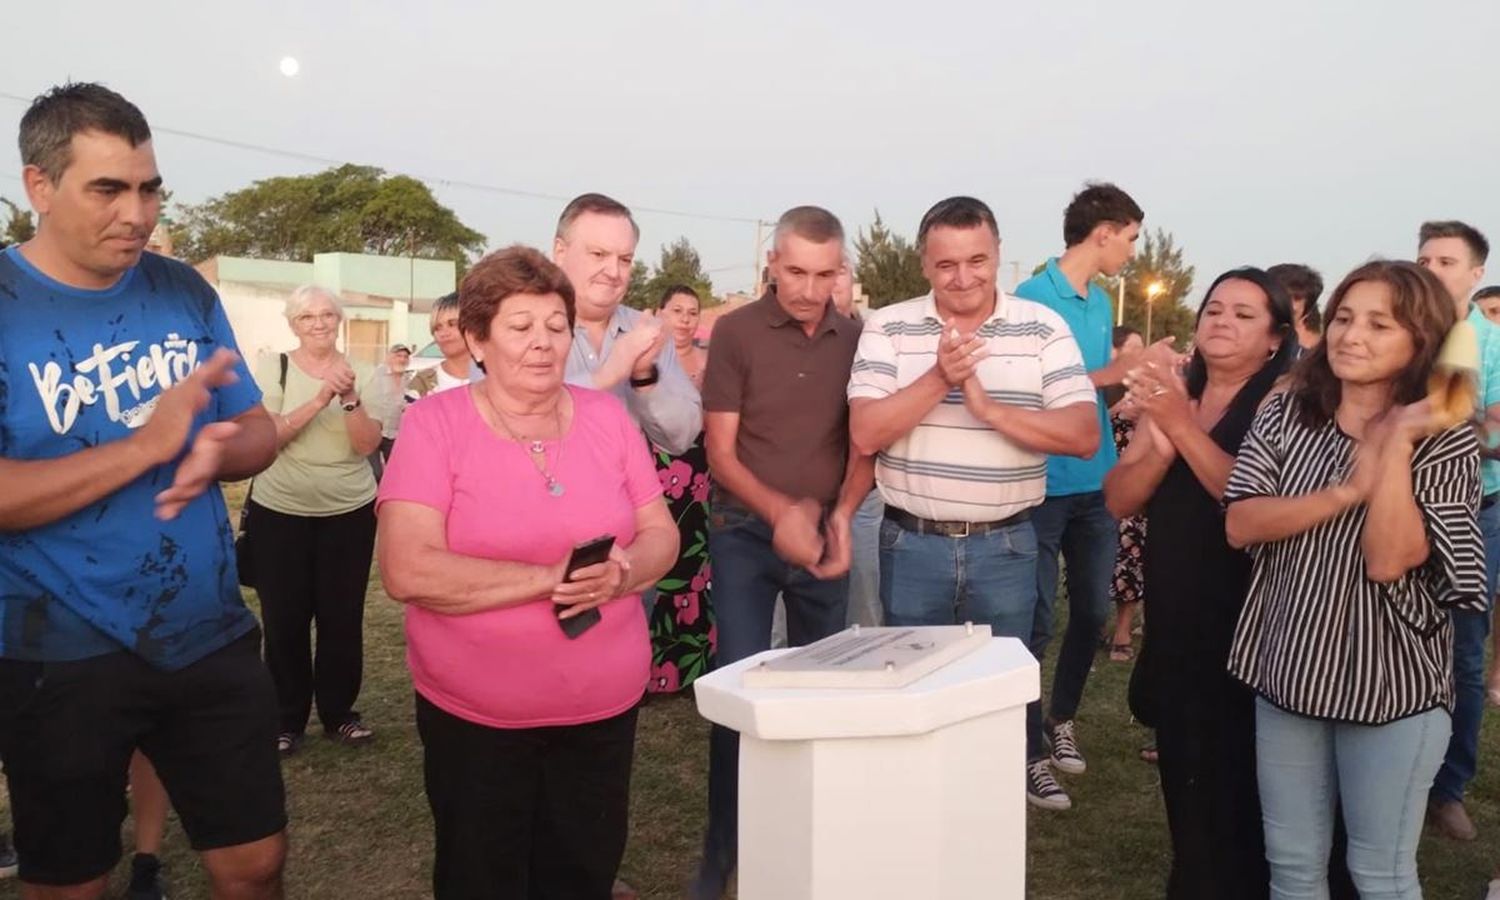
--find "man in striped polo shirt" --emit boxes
[848,196,1099,810]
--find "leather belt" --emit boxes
[884,505,1031,538]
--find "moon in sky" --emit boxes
[279,57,300,78]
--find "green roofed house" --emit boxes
[194,252,457,369]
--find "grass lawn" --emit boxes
[3,480,1498,898]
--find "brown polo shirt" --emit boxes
[702,291,861,506]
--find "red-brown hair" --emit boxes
[458,244,576,342]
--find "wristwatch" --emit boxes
[341,397,362,413]
[629,365,661,388]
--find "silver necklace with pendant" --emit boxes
[485,390,566,497]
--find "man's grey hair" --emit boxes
[555,192,640,242]
[773,206,845,253]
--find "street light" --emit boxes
[1145,281,1166,342]
[1144,281,1165,343]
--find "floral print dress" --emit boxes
[1112,414,1146,606]
[646,432,716,692]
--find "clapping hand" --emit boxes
[132,349,242,467]
[1125,359,1191,432]
[935,327,988,387]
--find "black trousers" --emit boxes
[248,499,376,735]
[1155,680,1268,899]
[415,693,639,900]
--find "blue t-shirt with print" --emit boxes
[0,247,261,671]
[1015,258,1117,496]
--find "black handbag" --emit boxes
[235,353,288,589]
[235,486,258,588]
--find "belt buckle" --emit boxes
[951,520,970,539]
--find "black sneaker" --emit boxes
[0,831,16,879]
[127,852,167,900]
[1025,758,1071,811]
[1048,719,1086,774]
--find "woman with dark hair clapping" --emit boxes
[1105,267,1295,898]
[1224,260,1484,898]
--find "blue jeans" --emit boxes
[879,515,1043,756]
[698,505,850,883]
[1030,492,1118,729]
[1432,497,1499,805]
[1256,698,1450,900]
[847,491,885,628]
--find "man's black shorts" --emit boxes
[0,628,287,886]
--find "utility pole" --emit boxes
[751,219,773,296]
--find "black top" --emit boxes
[1134,377,1268,718]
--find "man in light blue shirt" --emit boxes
[551,193,702,455]
[1015,182,1168,811]
[1417,220,1499,842]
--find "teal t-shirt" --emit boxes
[1015,259,1116,496]
[1467,305,1500,497]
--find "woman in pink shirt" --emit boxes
[376,245,678,899]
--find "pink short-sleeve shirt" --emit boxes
[377,384,662,728]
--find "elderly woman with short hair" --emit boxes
[246,284,383,755]
[377,245,678,898]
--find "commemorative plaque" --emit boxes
[740,623,992,689]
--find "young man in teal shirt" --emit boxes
[1417,220,1500,842]
[1015,183,1169,810]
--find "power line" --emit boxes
[0,90,767,226]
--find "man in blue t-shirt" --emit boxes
[0,83,287,896]
[1417,219,1499,843]
[1015,182,1173,812]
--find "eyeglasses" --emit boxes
[294,312,340,326]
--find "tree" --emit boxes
[623,237,716,311]
[623,261,653,311]
[1116,228,1197,345]
[854,211,927,309]
[0,197,35,246]
[174,164,486,265]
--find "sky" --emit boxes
[3,0,1497,306]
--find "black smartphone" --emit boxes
[556,534,615,639]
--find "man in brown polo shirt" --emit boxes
[689,205,870,899]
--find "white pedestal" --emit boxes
[693,636,1039,900]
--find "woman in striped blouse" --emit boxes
[1224,260,1486,899]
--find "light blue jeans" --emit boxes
[846,490,884,628]
[879,515,1042,757]
[1256,698,1450,900]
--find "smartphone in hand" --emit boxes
[556,535,615,639]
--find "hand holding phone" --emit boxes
[552,535,617,639]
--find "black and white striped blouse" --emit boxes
[1224,392,1486,725]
